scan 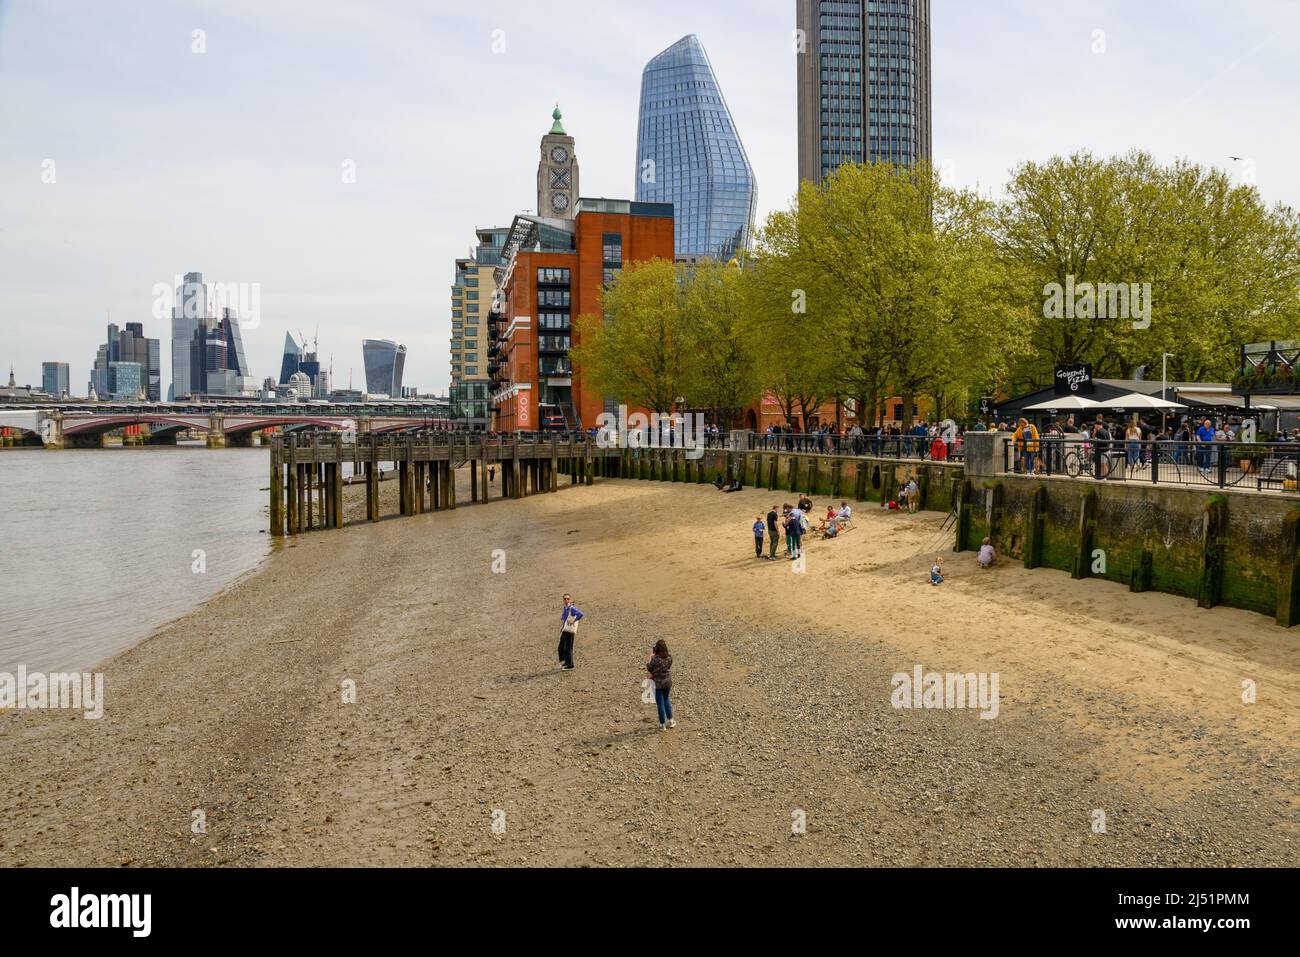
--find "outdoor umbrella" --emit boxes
[1093,392,1185,410]
[1022,395,1105,411]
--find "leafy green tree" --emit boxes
[571,258,682,414]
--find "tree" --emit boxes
[678,260,762,428]
[571,258,682,415]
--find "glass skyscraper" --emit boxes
[362,339,406,397]
[635,35,756,263]
[797,0,932,186]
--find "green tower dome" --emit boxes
[550,105,566,135]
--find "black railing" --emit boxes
[1002,437,1300,492]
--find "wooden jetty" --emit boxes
[268,432,616,536]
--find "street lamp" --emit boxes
[1162,353,1176,432]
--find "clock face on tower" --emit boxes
[550,145,569,164]
[551,193,570,212]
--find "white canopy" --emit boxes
[1022,395,1105,411]
[1094,392,1185,410]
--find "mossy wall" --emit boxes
[620,447,964,514]
[959,475,1295,622]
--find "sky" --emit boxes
[2,0,1298,397]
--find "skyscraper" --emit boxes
[90,322,159,401]
[796,0,932,186]
[42,362,69,399]
[362,339,406,397]
[635,35,756,263]
[171,272,208,400]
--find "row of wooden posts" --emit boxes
[268,433,612,537]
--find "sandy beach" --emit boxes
[2,470,1298,867]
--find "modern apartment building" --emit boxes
[796,0,932,186]
[450,227,507,389]
[635,34,756,263]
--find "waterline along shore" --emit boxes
[1,468,1296,867]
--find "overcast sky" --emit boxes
[2,0,1297,396]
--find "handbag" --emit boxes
[562,612,578,635]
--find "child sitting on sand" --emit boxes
[978,538,997,569]
[930,557,944,586]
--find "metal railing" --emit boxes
[1002,437,1300,492]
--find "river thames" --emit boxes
[0,446,270,672]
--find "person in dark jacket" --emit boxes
[646,640,674,730]
[557,593,584,671]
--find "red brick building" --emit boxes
[488,110,674,431]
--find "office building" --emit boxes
[170,272,208,400]
[362,339,406,397]
[108,361,143,400]
[635,35,756,262]
[796,0,932,186]
[42,362,70,399]
[90,322,160,401]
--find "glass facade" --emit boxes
[798,0,932,185]
[362,338,406,397]
[635,35,756,262]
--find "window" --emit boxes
[602,233,622,265]
[537,267,571,284]
[466,366,478,375]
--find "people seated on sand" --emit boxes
[797,494,813,513]
[713,473,725,490]
[816,506,837,535]
[724,478,743,493]
[977,537,997,569]
[836,502,852,524]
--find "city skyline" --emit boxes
[3,1,1300,397]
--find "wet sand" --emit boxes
[1,470,1297,867]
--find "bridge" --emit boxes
[0,404,452,448]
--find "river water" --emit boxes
[0,446,272,673]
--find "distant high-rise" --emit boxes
[635,35,756,262]
[91,322,159,401]
[171,272,209,400]
[42,362,70,399]
[796,0,932,186]
[363,339,406,397]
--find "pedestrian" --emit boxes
[489,465,496,482]
[646,640,675,731]
[557,593,583,671]
[977,537,997,569]
[766,504,780,560]
[752,516,765,559]
[786,505,805,560]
